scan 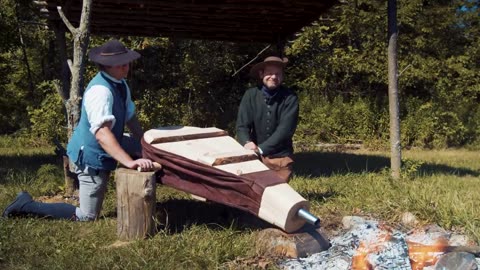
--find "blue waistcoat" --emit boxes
[66,72,127,171]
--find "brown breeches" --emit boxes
[260,155,294,182]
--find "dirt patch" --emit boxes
[318,212,344,238]
[104,240,134,249]
[36,193,79,206]
[221,255,279,270]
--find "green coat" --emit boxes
[236,86,299,158]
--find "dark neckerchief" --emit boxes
[261,85,279,105]
[100,72,127,104]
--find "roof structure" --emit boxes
[39,0,337,43]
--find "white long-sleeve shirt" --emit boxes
[84,71,135,135]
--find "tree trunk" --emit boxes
[15,5,34,98]
[53,23,70,101]
[66,0,92,139]
[56,0,93,193]
[388,0,401,179]
[53,24,79,195]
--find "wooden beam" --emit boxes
[49,7,321,23]
[144,126,228,144]
[214,159,269,175]
[40,0,337,42]
[151,136,249,164]
[197,150,259,166]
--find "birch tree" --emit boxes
[55,0,92,193]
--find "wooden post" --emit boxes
[388,0,401,179]
[116,168,156,240]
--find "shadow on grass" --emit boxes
[416,163,479,177]
[293,151,479,177]
[294,151,388,177]
[0,153,59,184]
[155,199,273,234]
[301,189,339,203]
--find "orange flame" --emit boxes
[407,239,449,270]
[352,242,373,270]
[351,229,450,270]
[351,231,392,270]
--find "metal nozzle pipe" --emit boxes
[297,208,320,227]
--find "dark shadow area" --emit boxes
[294,151,390,177]
[154,199,273,234]
[300,189,339,203]
[0,153,58,170]
[293,151,479,177]
[296,223,332,251]
[417,163,479,177]
[0,153,59,184]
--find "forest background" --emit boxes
[1,0,479,150]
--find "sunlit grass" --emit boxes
[0,141,479,269]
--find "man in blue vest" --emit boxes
[3,39,154,220]
[236,56,299,182]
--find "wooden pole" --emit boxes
[275,37,286,58]
[388,0,401,179]
[116,168,157,240]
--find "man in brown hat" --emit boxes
[236,56,299,182]
[3,39,154,221]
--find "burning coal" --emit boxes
[281,216,479,270]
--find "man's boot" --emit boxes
[2,191,76,220]
[2,191,33,217]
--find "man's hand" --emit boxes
[244,141,258,151]
[126,158,154,170]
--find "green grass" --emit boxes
[1,137,479,269]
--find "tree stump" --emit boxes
[256,226,331,258]
[116,168,156,240]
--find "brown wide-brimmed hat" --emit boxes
[249,56,288,77]
[88,39,141,67]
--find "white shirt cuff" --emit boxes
[89,116,116,134]
[83,79,136,134]
[84,85,116,135]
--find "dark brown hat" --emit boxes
[88,39,140,66]
[249,56,288,77]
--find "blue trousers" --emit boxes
[75,134,141,221]
[8,135,141,221]
[74,167,110,221]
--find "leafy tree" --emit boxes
[287,0,480,148]
[0,0,54,135]
[1,0,479,150]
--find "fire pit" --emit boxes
[281,216,480,270]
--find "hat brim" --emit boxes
[88,47,141,66]
[249,61,286,78]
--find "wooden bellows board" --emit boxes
[142,126,311,233]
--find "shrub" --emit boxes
[295,95,387,149]
[34,164,64,195]
[27,80,66,144]
[401,99,468,148]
